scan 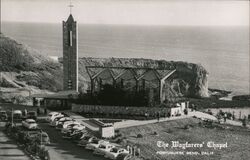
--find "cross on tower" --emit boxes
[68,0,74,14]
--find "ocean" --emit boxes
[2,22,249,95]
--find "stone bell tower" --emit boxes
[63,14,78,92]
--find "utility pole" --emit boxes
[11,108,13,127]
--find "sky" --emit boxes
[1,0,249,26]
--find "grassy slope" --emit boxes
[0,35,63,103]
[189,98,250,109]
[0,35,63,91]
[119,118,250,160]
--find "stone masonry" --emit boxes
[63,14,78,91]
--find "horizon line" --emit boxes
[2,20,249,27]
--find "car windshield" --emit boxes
[99,144,106,149]
[67,124,74,128]
[62,119,71,122]
[28,112,35,115]
[110,148,119,153]
[92,139,99,144]
[28,121,36,124]
[83,136,91,140]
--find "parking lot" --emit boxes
[0,102,105,160]
[0,103,136,160]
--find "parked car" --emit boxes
[85,139,109,150]
[55,117,73,127]
[0,111,8,121]
[47,112,59,121]
[61,128,78,139]
[61,124,85,134]
[77,136,98,147]
[22,119,38,129]
[13,110,22,120]
[72,124,85,130]
[27,111,37,120]
[71,130,89,143]
[93,143,115,156]
[50,116,65,127]
[57,120,75,130]
[49,115,64,126]
[116,153,133,160]
[62,121,80,129]
[50,113,64,122]
[104,147,129,160]
[61,123,78,134]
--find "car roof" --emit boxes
[64,121,76,124]
[49,112,59,115]
[52,113,62,117]
[113,146,124,150]
[13,110,22,114]
[25,119,36,122]
[100,142,112,146]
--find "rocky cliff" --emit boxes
[0,35,208,103]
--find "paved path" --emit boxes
[114,111,246,129]
[0,122,31,160]
[53,110,248,130]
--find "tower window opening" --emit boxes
[68,30,73,46]
[68,80,72,89]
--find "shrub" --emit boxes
[152,131,158,136]
[137,134,143,138]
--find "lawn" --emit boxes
[119,118,250,160]
[189,98,250,109]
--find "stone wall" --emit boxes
[72,103,172,117]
